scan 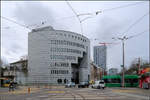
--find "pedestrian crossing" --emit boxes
[1,87,148,100]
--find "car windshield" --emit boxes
[100,82,104,84]
[80,82,85,84]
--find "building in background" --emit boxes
[90,62,104,82]
[93,45,107,70]
[28,26,90,85]
[10,59,28,85]
[3,59,28,85]
[109,68,118,75]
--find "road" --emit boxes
[0,86,150,100]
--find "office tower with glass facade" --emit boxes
[93,45,107,70]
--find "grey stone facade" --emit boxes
[28,26,90,84]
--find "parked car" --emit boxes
[78,82,89,88]
[91,80,105,89]
[65,82,75,88]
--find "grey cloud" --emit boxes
[93,16,129,69]
[95,16,127,42]
[2,43,24,56]
[14,2,55,27]
[10,43,24,54]
[2,1,149,69]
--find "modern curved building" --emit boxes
[28,26,90,84]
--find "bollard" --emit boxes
[28,87,31,93]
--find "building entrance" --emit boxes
[71,64,79,84]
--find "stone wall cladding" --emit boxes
[28,26,90,84]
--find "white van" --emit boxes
[91,80,105,89]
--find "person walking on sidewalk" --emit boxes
[9,80,14,92]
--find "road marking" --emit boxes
[0,87,40,94]
[47,91,65,94]
[112,89,141,93]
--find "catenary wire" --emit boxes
[122,12,149,36]
[65,0,84,35]
[103,1,147,12]
[59,1,146,20]
[1,1,148,35]
[1,16,31,30]
[127,29,149,39]
[1,1,147,29]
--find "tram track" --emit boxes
[65,90,85,100]
[74,92,85,100]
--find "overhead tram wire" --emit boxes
[122,12,149,37]
[65,0,83,35]
[1,1,147,36]
[1,15,76,34]
[103,1,147,12]
[112,30,149,42]
[63,1,146,19]
[65,1,147,36]
[110,29,148,51]
[2,1,146,31]
[1,16,51,44]
[54,1,146,22]
[86,1,147,22]
[127,29,149,39]
[1,16,31,30]
[72,1,146,19]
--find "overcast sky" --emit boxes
[1,1,149,70]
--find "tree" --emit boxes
[0,59,2,66]
[124,58,150,75]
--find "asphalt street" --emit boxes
[0,86,150,100]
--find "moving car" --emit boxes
[78,82,89,88]
[65,82,75,88]
[91,80,105,89]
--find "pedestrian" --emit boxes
[9,80,14,92]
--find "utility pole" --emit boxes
[138,57,141,75]
[0,60,1,87]
[0,60,3,87]
[122,40,125,87]
[149,30,150,64]
[112,36,128,87]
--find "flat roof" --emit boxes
[10,60,27,65]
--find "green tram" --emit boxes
[102,75,139,87]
